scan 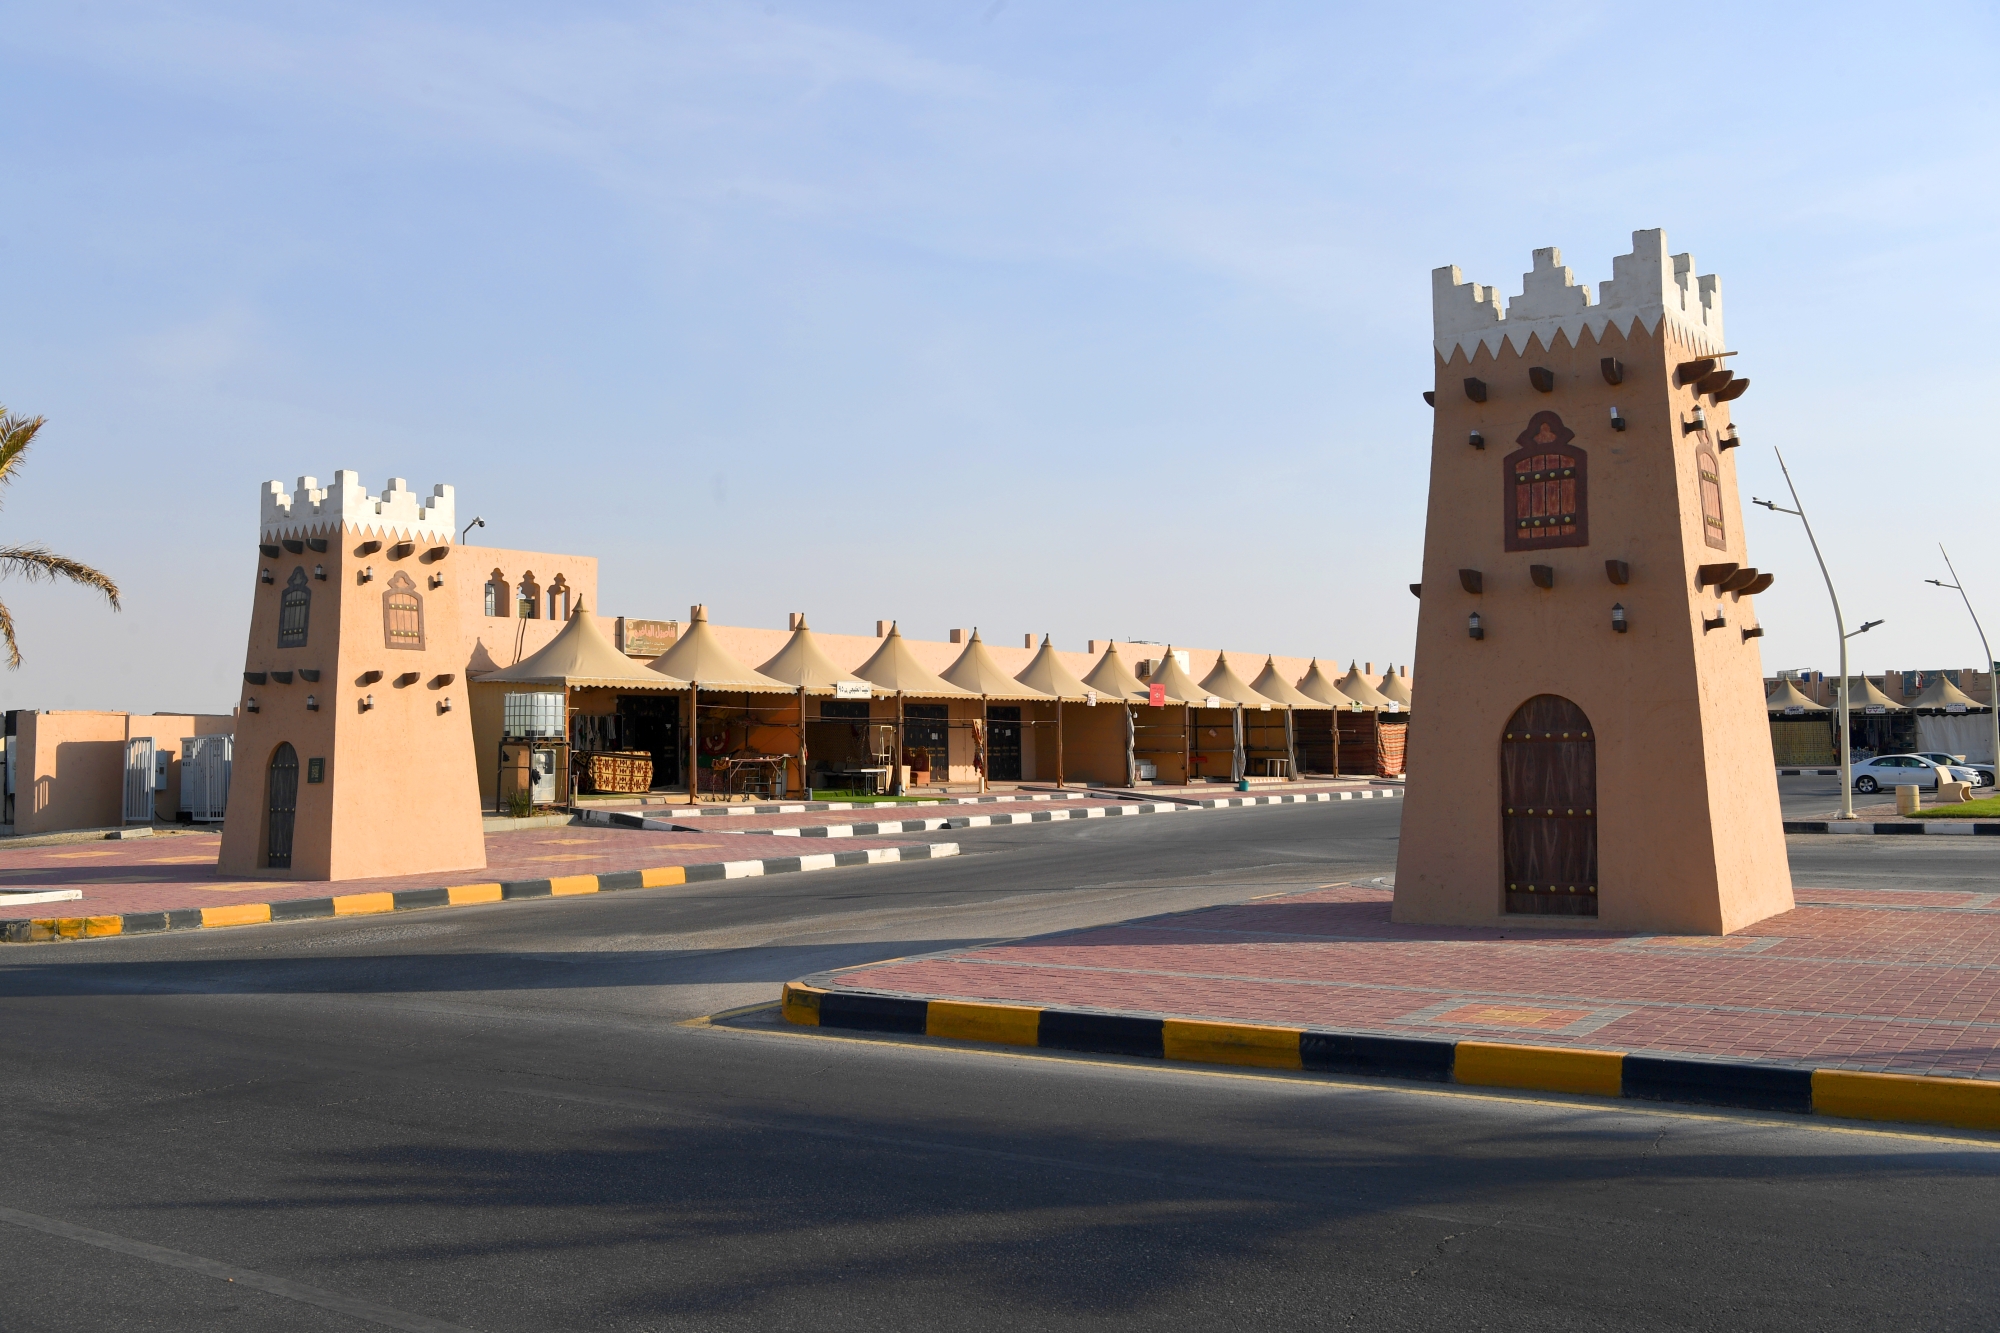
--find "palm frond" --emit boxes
[0,595,19,669]
[0,546,121,609]
[0,410,44,496]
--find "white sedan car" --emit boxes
[1851,754,1984,794]
[1915,752,1997,787]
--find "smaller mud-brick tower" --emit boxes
[1394,230,1791,934]
[220,472,487,881]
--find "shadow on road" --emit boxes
[0,940,989,998]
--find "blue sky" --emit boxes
[3,1,1997,712]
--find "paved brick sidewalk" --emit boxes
[0,824,934,919]
[812,884,2000,1079]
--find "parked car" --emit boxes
[1914,752,1996,787]
[1851,754,1984,794]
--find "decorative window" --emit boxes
[1696,446,1726,550]
[485,570,508,618]
[383,570,426,651]
[277,567,311,647]
[1503,411,1588,552]
[517,572,540,620]
[548,575,570,622]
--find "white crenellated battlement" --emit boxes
[1433,229,1724,362]
[260,471,456,544]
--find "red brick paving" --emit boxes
[825,884,2000,1078]
[0,825,932,919]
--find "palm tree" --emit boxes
[0,408,120,667]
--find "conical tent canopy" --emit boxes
[1335,662,1399,711]
[1296,659,1366,709]
[1014,635,1094,700]
[943,629,1050,699]
[648,607,791,692]
[1146,647,1212,705]
[1378,666,1413,708]
[479,603,685,689]
[1906,674,1989,713]
[756,616,867,692]
[1838,677,1904,711]
[1251,656,1324,708]
[1766,678,1829,714]
[1083,642,1150,703]
[854,624,972,697]
[1199,651,1280,708]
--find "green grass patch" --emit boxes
[1914,793,2000,819]
[804,790,943,805]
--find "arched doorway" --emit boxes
[267,743,299,869]
[1501,695,1597,916]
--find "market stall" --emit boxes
[1331,662,1405,777]
[472,603,687,809]
[1765,678,1836,766]
[1906,674,1996,764]
[1291,659,1354,775]
[1197,651,1281,782]
[1015,636,1116,787]
[647,606,798,801]
[754,615,885,796]
[1141,649,1228,782]
[852,624,974,793]
[1083,641,1154,786]
[942,629,1053,790]
[1250,654,1328,780]
[1836,675,1913,759]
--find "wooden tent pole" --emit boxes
[687,681,699,806]
[1056,698,1065,790]
[797,685,808,800]
[1183,704,1191,786]
[1232,705,1244,784]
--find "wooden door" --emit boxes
[1501,695,1597,916]
[267,742,299,869]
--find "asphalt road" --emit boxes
[4,802,1999,1331]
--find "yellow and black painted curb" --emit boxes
[0,844,958,945]
[779,981,2000,1134]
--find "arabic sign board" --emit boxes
[833,681,871,700]
[616,617,679,658]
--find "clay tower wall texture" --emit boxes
[219,472,487,882]
[1393,230,1792,935]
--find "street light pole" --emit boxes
[1926,546,2000,785]
[1755,449,1880,820]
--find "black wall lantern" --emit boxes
[1468,612,1484,640]
[1469,430,1485,449]
[1611,604,1628,633]
[1609,405,1626,431]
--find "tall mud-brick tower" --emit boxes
[219,472,487,882]
[1393,230,1792,935]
